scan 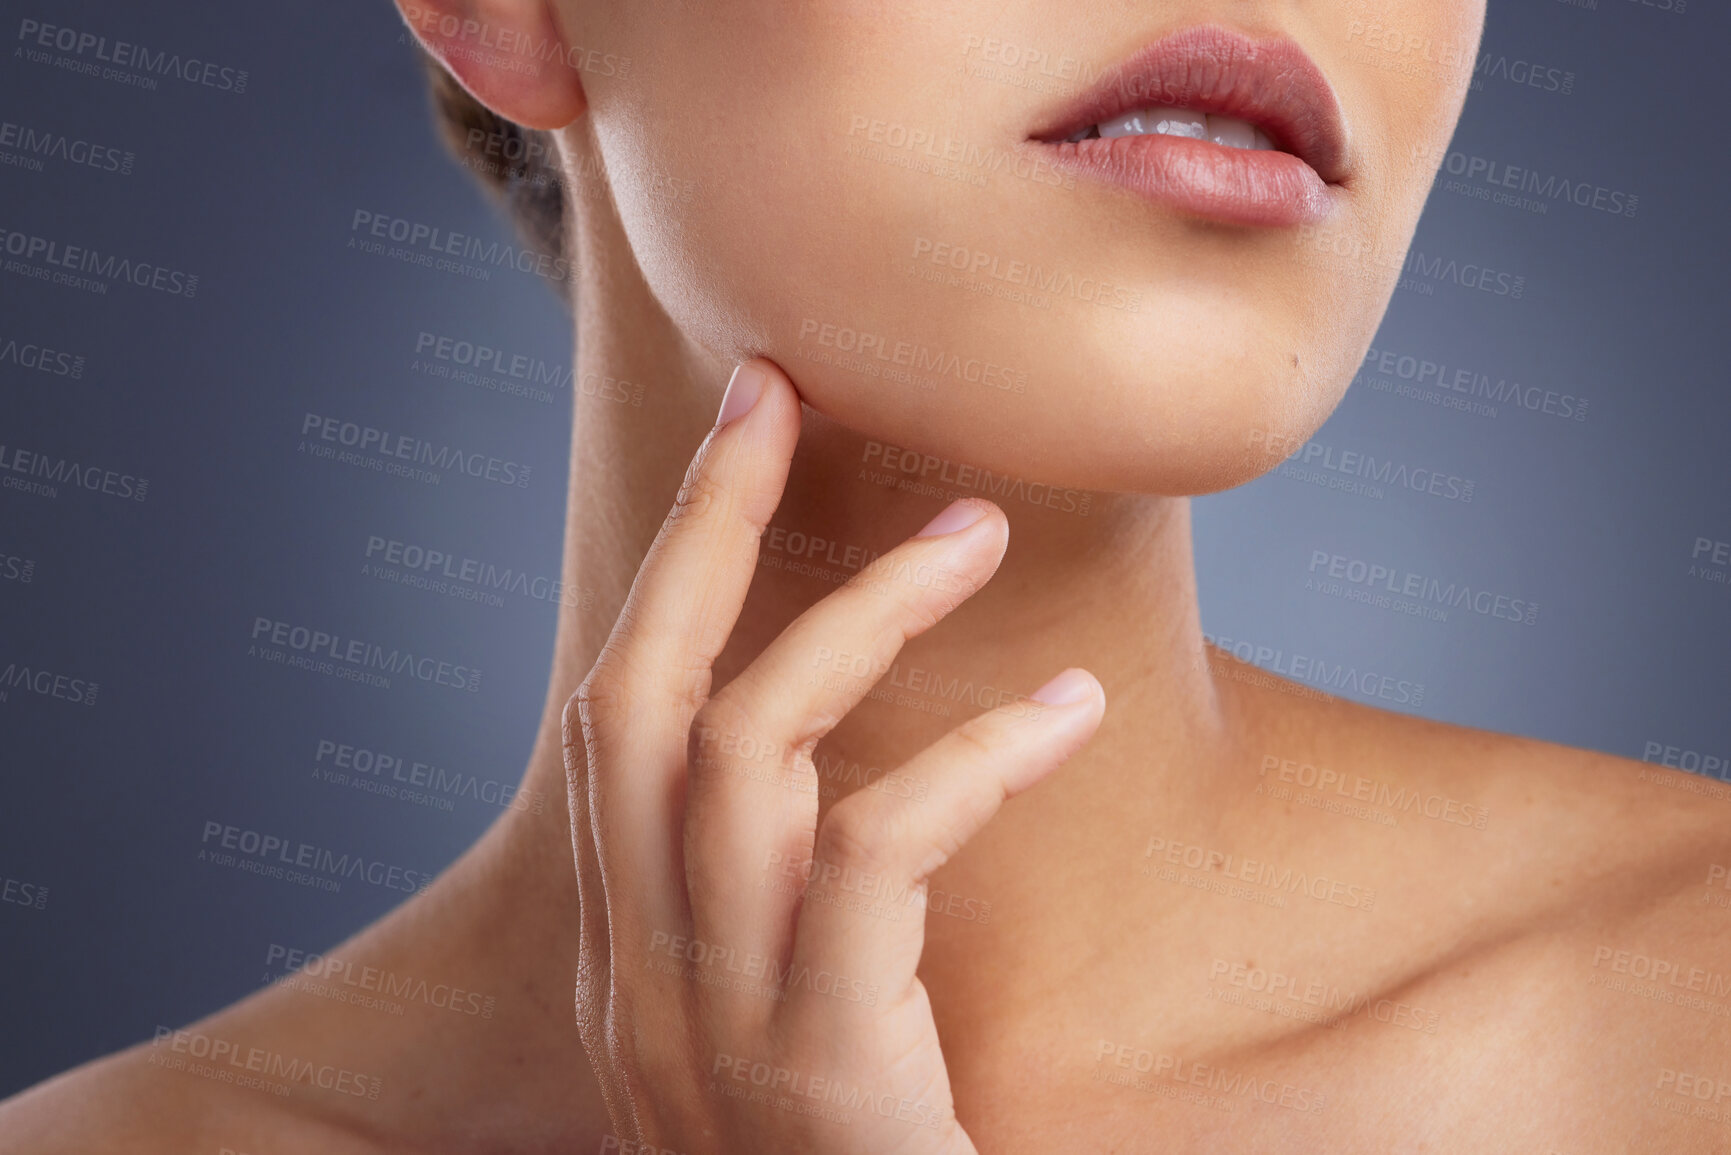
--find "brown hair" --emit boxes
[420,54,571,294]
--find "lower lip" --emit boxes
[1040,134,1335,228]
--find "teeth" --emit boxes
[1206,115,1256,150]
[1097,110,1149,138]
[1073,107,1276,151]
[1148,108,1207,139]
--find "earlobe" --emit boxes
[397,0,587,130]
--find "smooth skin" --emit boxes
[4,0,1729,1152]
[567,359,1104,1153]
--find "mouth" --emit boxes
[1029,26,1350,228]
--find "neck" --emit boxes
[513,125,1227,808]
[502,111,1237,980]
[302,124,1240,1147]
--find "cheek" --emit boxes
[1330,4,1487,235]
[586,0,1483,496]
[600,131,1379,495]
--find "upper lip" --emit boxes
[1030,26,1351,185]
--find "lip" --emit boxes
[1029,26,1350,227]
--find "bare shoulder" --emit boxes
[1210,661,1731,1146]
[0,1040,374,1155]
[1217,647,1731,861]
[1348,693,1731,866]
[1213,649,1731,960]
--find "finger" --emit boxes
[780,669,1105,1021]
[565,704,701,1130]
[683,500,1008,972]
[577,358,801,933]
[561,701,626,1113]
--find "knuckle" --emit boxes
[688,693,765,768]
[951,710,1010,763]
[667,659,714,719]
[849,573,943,637]
[560,690,587,752]
[581,634,714,734]
[578,654,633,709]
[671,451,731,526]
[560,693,591,786]
[575,659,630,723]
[894,588,950,637]
[814,801,899,879]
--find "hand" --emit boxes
[563,358,1106,1154]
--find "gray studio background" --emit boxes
[1,0,1726,1096]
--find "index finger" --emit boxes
[571,358,801,924]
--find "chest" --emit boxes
[912,861,1724,1153]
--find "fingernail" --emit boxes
[716,362,768,427]
[1030,668,1096,706]
[914,499,989,539]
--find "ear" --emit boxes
[397,0,587,130]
